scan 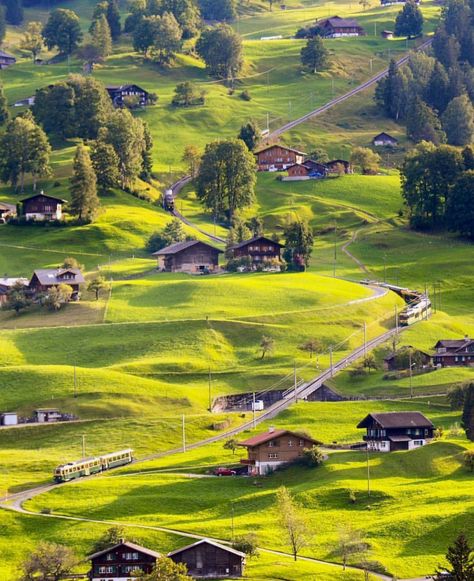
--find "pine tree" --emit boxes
[3,0,23,25]
[90,136,120,193]
[0,6,6,45]
[436,533,474,579]
[0,84,9,126]
[462,383,474,440]
[70,144,100,221]
[90,14,112,58]
[300,36,329,74]
[106,0,121,39]
[394,0,423,38]
[238,120,261,151]
[141,122,153,180]
[442,94,474,146]
[425,61,450,113]
[446,171,474,239]
[406,96,445,144]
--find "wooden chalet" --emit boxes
[357,411,434,452]
[0,50,16,69]
[326,159,353,174]
[29,268,85,297]
[372,132,398,147]
[88,540,160,580]
[432,338,474,367]
[0,202,17,222]
[317,16,365,38]
[231,236,284,266]
[285,159,328,180]
[168,539,245,578]
[238,428,320,475]
[381,30,394,39]
[383,346,431,371]
[0,277,28,305]
[21,192,65,221]
[106,84,149,107]
[255,144,306,171]
[153,240,222,274]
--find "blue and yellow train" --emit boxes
[54,449,133,483]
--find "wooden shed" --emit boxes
[168,539,245,578]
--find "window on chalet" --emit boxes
[299,439,305,446]
[123,552,139,560]
[288,439,293,446]
[98,565,115,574]
[268,453,278,459]
[268,440,279,447]
[124,565,143,573]
[105,553,115,561]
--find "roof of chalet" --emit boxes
[383,346,430,362]
[167,538,245,559]
[30,268,85,286]
[357,412,434,430]
[320,16,362,28]
[255,144,307,156]
[373,132,398,143]
[0,202,16,211]
[434,339,473,352]
[88,540,161,560]
[21,193,66,204]
[152,240,223,256]
[0,50,16,60]
[239,429,320,448]
[232,236,284,250]
[0,277,28,291]
[326,159,351,166]
[106,84,148,92]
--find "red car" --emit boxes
[214,467,236,476]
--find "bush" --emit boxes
[232,533,259,559]
[299,445,325,467]
[240,90,251,101]
[226,256,253,272]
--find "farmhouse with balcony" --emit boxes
[357,411,435,452]
[255,144,306,171]
[21,192,65,221]
[284,159,328,180]
[231,236,284,267]
[88,540,159,580]
[318,16,365,38]
[326,159,353,174]
[29,268,85,298]
[106,84,149,107]
[0,277,28,305]
[238,428,321,475]
[0,50,16,69]
[432,337,474,367]
[168,539,246,578]
[372,132,398,147]
[153,240,222,274]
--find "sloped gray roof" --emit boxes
[357,412,434,429]
[88,540,160,560]
[152,240,222,256]
[167,538,245,559]
[31,268,85,286]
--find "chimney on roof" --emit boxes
[269,426,275,433]
[119,538,126,544]
[465,335,469,342]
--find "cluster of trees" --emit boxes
[401,142,474,237]
[172,81,206,107]
[196,24,243,82]
[375,0,474,146]
[146,218,190,252]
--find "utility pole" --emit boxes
[363,322,367,357]
[329,347,333,377]
[182,414,186,453]
[82,435,86,458]
[374,21,377,37]
[208,367,212,411]
[366,445,371,497]
[409,350,413,398]
[266,112,270,133]
[395,304,398,333]
[252,392,256,428]
[294,361,297,403]
[369,58,373,73]
[333,220,337,277]
[383,255,387,283]
[73,362,77,398]
[424,283,429,320]
[231,502,235,541]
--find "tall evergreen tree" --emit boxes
[141,122,153,180]
[300,36,329,74]
[106,0,121,39]
[406,96,445,144]
[432,25,461,69]
[3,0,23,25]
[161,0,200,38]
[425,61,450,113]
[90,134,120,193]
[436,533,474,579]
[0,6,6,45]
[462,383,474,441]
[394,0,423,38]
[446,171,474,239]
[238,120,261,151]
[375,59,409,120]
[0,83,9,126]
[70,144,100,221]
[442,94,474,146]
[90,13,112,58]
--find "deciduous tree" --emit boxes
[20,21,44,61]
[141,556,190,580]
[92,526,129,553]
[238,120,261,151]
[3,282,30,314]
[19,542,77,581]
[199,0,236,21]
[462,383,474,441]
[464,450,474,472]
[87,275,111,300]
[276,486,310,561]
[44,283,74,311]
[406,96,445,144]
[299,338,323,358]
[394,0,423,38]
[196,24,243,82]
[442,94,474,146]
[283,219,314,269]
[260,335,274,359]
[3,0,23,25]
[0,83,9,126]
[182,144,201,177]
[350,147,381,175]
[300,36,329,74]
[42,9,83,55]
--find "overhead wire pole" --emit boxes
[294,361,297,403]
[73,362,77,398]
[366,445,371,497]
[208,367,212,412]
[82,435,86,459]
[329,347,333,377]
[409,350,413,398]
[333,219,337,277]
[252,392,256,429]
[182,414,186,453]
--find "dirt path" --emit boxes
[342,228,371,275]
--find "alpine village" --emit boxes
[0,0,472,578]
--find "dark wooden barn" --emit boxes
[231,236,284,266]
[153,240,222,274]
[168,539,246,578]
[88,540,159,580]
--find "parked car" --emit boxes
[214,467,236,476]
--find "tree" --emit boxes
[394,0,423,38]
[433,25,461,69]
[106,0,121,39]
[0,6,5,45]
[92,526,129,553]
[62,257,84,271]
[20,21,44,62]
[3,0,23,25]
[70,144,100,221]
[283,219,314,269]
[276,486,310,561]
[19,542,77,581]
[90,136,120,193]
[87,275,111,300]
[350,147,381,175]
[196,24,243,82]
[300,36,329,74]
[464,450,474,472]
[337,526,369,571]
[299,338,323,359]
[462,383,474,441]
[374,59,410,121]
[232,533,259,559]
[246,216,264,237]
[42,9,83,55]
[199,0,236,21]
[172,81,204,106]
[238,121,261,151]
[442,95,474,146]
[44,283,74,310]
[103,109,146,187]
[90,14,112,59]
[447,384,468,410]
[146,219,186,252]
[3,282,30,314]
[0,115,51,191]
[150,11,182,64]
[141,556,190,580]
[196,139,256,221]
[133,16,159,56]
[447,171,474,239]
[406,96,445,144]
[363,353,377,372]
[424,61,450,114]
[182,144,201,177]
[308,148,329,164]
[159,0,200,39]
[300,445,324,467]
[260,335,274,359]
[435,533,474,580]
[0,83,9,126]
[223,438,239,454]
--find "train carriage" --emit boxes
[54,448,133,483]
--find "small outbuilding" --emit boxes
[326,159,352,174]
[381,30,394,39]
[34,408,63,423]
[0,202,17,222]
[0,50,16,69]
[168,539,245,578]
[285,159,328,180]
[372,132,398,147]
[153,240,222,274]
[21,192,66,221]
[357,411,435,452]
[1,412,18,426]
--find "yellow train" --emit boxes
[54,449,133,483]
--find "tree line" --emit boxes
[375,0,474,146]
